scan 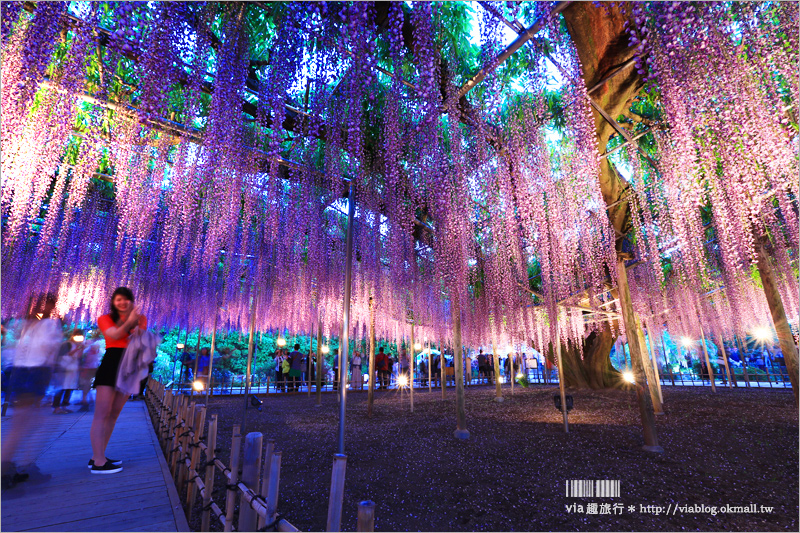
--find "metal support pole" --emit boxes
[241,287,258,433]
[193,328,201,394]
[555,320,569,433]
[338,184,356,455]
[205,310,219,406]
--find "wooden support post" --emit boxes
[326,454,347,532]
[427,343,432,393]
[316,326,324,406]
[410,323,415,413]
[555,322,569,434]
[660,329,676,387]
[699,324,716,393]
[367,299,376,416]
[223,426,242,533]
[257,440,276,531]
[491,338,504,402]
[510,349,515,396]
[736,335,751,387]
[638,325,663,414]
[452,295,469,440]
[201,414,218,532]
[714,336,734,388]
[643,321,664,405]
[440,341,446,399]
[357,500,376,532]
[755,234,799,404]
[239,432,264,532]
[187,405,206,517]
[265,452,282,526]
[616,255,661,452]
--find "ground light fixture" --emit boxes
[414,342,421,350]
[276,338,286,347]
[516,372,524,380]
[681,337,694,348]
[321,345,330,354]
[176,343,184,350]
[249,394,263,411]
[396,374,409,388]
[192,380,204,391]
[623,371,636,384]
[72,334,85,343]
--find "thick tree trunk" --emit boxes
[559,3,648,388]
[755,238,799,405]
[559,326,624,389]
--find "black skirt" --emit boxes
[93,348,124,389]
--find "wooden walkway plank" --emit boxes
[1,401,189,533]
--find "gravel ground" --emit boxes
[181,384,798,532]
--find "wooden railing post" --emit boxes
[187,404,206,517]
[201,414,218,532]
[177,401,196,490]
[223,426,242,533]
[265,451,282,526]
[326,454,347,532]
[257,439,275,531]
[169,395,183,473]
[356,500,376,532]
[239,432,264,532]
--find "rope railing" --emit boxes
[144,378,374,532]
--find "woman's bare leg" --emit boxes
[102,390,128,452]
[90,386,115,465]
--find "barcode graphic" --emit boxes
[566,480,620,498]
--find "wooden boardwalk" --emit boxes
[1,401,189,532]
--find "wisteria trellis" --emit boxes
[1,2,797,362]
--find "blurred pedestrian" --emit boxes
[1,293,62,488]
[288,344,304,392]
[351,351,363,390]
[89,287,146,474]
[52,331,82,413]
[376,347,390,389]
[78,338,102,411]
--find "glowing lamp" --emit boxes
[192,381,205,391]
[72,334,85,343]
[276,338,286,347]
[753,327,772,342]
[176,343,184,350]
[414,342,421,350]
[321,345,330,354]
[623,371,636,384]
[396,374,409,388]
[516,372,524,379]
[681,337,693,348]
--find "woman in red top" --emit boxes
[89,287,147,474]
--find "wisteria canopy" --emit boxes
[1,1,797,387]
